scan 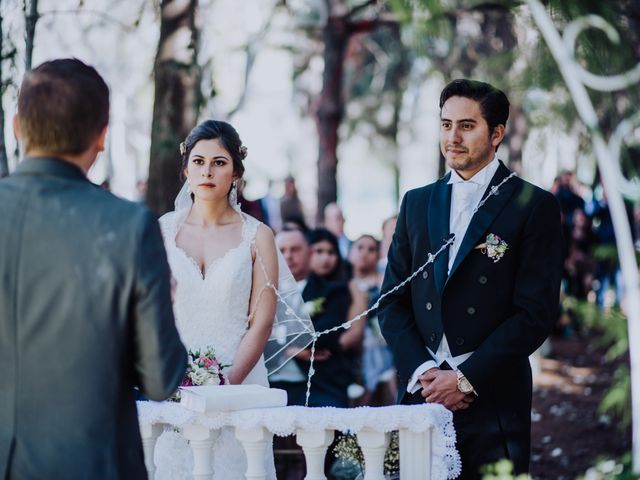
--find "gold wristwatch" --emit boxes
[456,369,474,394]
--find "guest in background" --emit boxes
[280,175,305,226]
[302,228,353,407]
[564,208,595,300]
[271,227,312,480]
[272,227,351,407]
[552,170,585,230]
[282,217,310,235]
[308,227,347,282]
[349,234,396,406]
[238,180,268,223]
[587,187,636,307]
[261,179,282,232]
[323,202,352,260]
[377,215,397,274]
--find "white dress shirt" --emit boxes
[407,157,499,394]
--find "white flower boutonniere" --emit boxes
[475,233,508,263]
[304,297,325,317]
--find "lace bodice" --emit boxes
[159,209,260,367]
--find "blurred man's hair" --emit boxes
[281,218,310,236]
[18,58,109,155]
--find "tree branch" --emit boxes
[23,0,39,71]
[347,0,377,19]
[227,1,280,119]
[39,8,139,32]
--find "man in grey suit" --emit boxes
[0,59,187,479]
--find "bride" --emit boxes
[154,120,281,479]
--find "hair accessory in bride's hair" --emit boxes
[238,145,248,160]
[179,142,186,156]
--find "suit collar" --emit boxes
[428,172,452,295]
[14,157,88,182]
[447,160,517,281]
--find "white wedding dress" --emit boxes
[153,208,276,480]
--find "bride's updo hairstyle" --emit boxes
[180,120,247,180]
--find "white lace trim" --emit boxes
[138,402,461,479]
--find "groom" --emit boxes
[0,59,186,479]
[379,79,563,478]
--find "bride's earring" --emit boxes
[229,180,241,212]
[185,181,191,194]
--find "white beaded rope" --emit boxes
[248,173,516,406]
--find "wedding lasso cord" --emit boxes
[251,172,517,406]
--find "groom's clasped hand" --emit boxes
[419,368,475,412]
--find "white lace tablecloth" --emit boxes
[137,402,461,479]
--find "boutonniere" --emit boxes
[474,233,508,263]
[304,297,325,316]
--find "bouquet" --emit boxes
[171,347,230,401]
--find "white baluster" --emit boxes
[296,429,335,480]
[235,426,272,480]
[357,429,390,480]
[399,428,432,480]
[183,424,216,480]
[140,423,163,479]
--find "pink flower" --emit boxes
[202,357,215,368]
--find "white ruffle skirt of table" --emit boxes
[138,402,461,479]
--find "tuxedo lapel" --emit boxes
[428,174,452,296]
[447,162,517,282]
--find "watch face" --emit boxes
[459,378,473,394]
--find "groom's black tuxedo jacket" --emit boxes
[379,161,563,473]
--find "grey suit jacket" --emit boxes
[0,157,187,479]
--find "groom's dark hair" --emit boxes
[17,58,110,155]
[439,79,510,135]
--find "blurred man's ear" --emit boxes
[13,114,21,141]
[94,126,108,153]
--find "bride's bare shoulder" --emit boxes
[249,221,277,264]
[256,223,275,247]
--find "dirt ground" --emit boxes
[530,333,631,479]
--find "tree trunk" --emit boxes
[24,0,38,71]
[315,15,349,223]
[505,104,526,175]
[146,0,201,216]
[0,1,9,177]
